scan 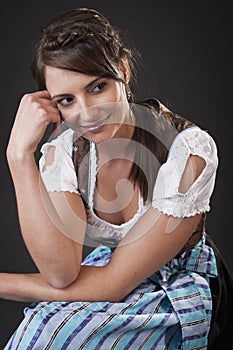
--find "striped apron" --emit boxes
[4,234,217,350]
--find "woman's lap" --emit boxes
[4,237,217,350]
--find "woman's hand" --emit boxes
[7,90,60,161]
[5,90,86,288]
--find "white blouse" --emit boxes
[39,125,218,243]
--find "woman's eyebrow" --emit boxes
[51,77,101,100]
[51,93,71,100]
[85,77,101,89]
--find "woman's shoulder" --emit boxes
[40,125,74,156]
[168,126,218,164]
[152,125,219,217]
[38,126,79,194]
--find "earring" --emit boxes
[126,88,131,101]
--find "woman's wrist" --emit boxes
[6,145,35,165]
[6,147,37,178]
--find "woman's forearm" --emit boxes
[0,210,201,304]
[0,264,123,303]
[7,153,85,288]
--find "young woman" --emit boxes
[1,7,228,350]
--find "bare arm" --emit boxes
[0,209,201,302]
[2,136,207,301]
[6,91,86,288]
[1,155,205,302]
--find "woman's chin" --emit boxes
[83,129,115,144]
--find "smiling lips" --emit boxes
[79,113,112,132]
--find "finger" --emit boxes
[29,90,52,100]
[44,107,61,125]
[38,96,58,110]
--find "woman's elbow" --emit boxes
[47,273,78,289]
[46,267,80,289]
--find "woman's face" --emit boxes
[45,66,133,144]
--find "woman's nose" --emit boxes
[78,95,90,111]
[78,96,95,122]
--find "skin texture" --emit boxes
[3,65,205,302]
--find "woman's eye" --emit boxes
[91,82,107,93]
[57,97,74,106]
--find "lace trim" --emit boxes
[39,129,80,194]
[152,197,210,218]
[152,127,218,217]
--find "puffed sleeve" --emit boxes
[39,128,80,194]
[152,126,218,217]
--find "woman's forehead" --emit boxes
[45,66,99,91]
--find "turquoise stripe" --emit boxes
[93,315,135,349]
[183,331,208,349]
[63,303,113,349]
[145,314,175,350]
[5,302,49,350]
[17,302,64,350]
[77,313,116,349]
[82,246,112,266]
[25,302,70,350]
[149,322,180,350]
[121,291,164,315]
[112,310,175,350]
[44,303,92,349]
[3,236,217,350]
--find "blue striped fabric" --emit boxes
[4,234,217,350]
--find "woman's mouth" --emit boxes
[79,114,112,133]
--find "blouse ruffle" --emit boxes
[39,128,80,195]
[152,126,218,217]
[39,125,218,226]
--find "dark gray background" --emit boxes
[0,0,232,348]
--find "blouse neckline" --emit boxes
[87,141,147,228]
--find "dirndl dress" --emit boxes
[4,234,217,350]
[4,114,219,349]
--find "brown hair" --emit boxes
[31,8,194,203]
[30,8,138,100]
[130,99,194,202]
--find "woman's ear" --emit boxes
[118,58,131,84]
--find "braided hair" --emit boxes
[30,8,137,101]
[31,8,195,204]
